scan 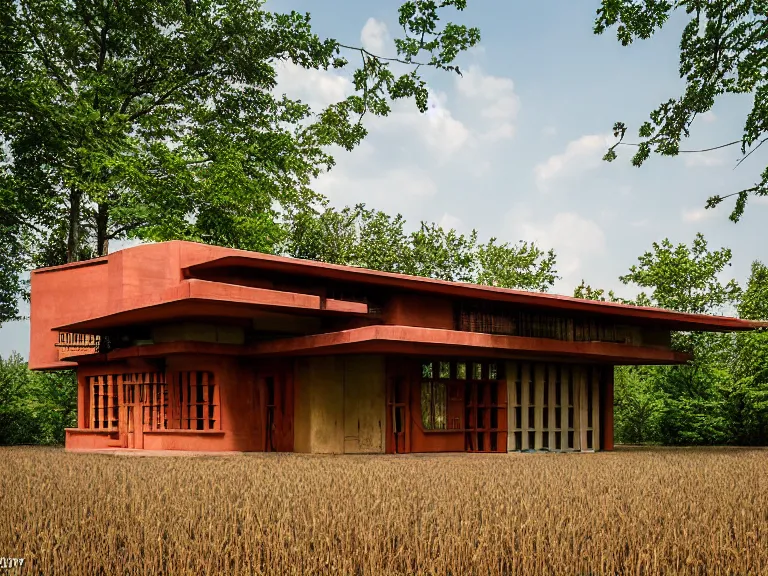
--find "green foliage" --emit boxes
[576,234,768,446]
[0,352,76,445]
[728,261,768,445]
[594,0,768,220]
[618,233,741,316]
[739,261,768,321]
[613,366,664,444]
[573,280,620,303]
[281,204,559,291]
[475,239,557,292]
[0,0,479,324]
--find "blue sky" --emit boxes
[1,0,766,358]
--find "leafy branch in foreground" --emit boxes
[594,1,768,221]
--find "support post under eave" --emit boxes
[602,366,615,451]
[77,371,87,429]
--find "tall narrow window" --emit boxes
[89,375,118,430]
[177,371,218,431]
[420,381,447,430]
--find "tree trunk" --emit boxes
[96,203,109,257]
[66,188,82,263]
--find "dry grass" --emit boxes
[1,447,767,575]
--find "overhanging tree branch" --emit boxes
[336,43,428,67]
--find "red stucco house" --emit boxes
[28,241,760,454]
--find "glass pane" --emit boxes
[456,363,466,379]
[434,382,447,430]
[422,363,433,379]
[439,361,450,379]
[421,382,433,429]
[473,363,482,380]
[489,363,497,380]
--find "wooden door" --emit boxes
[123,381,143,449]
[260,367,294,452]
[386,361,411,454]
[343,357,385,454]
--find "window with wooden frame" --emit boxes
[456,302,633,344]
[421,380,447,430]
[87,371,219,433]
[89,375,118,430]
[176,371,219,431]
[419,360,507,452]
[121,372,167,431]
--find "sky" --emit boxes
[1,0,766,359]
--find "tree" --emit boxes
[613,366,664,444]
[281,203,560,291]
[575,233,750,445]
[727,261,768,445]
[594,1,768,221]
[618,232,741,315]
[618,233,743,444]
[573,280,623,303]
[0,0,480,324]
[475,239,557,292]
[0,352,77,445]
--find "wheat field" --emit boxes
[1,447,767,575]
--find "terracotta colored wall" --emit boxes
[29,261,110,369]
[293,355,386,454]
[383,294,454,330]
[108,242,183,306]
[66,355,265,452]
[65,429,117,450]
[165,355,261,452]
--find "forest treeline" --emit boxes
[1,208,766,446]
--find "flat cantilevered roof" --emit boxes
[184,248,763,333]
[30,241,764,370]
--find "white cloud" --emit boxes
[700,111,717,123]
[456,66,520,141]
[360,18,390,55]
[682,207,715,222]
[506,209,606,290]
[534,133,612,191]
[314,166,438,215]
[369,91,472,160]
[275,61,352,109]
[274,20,521,238]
